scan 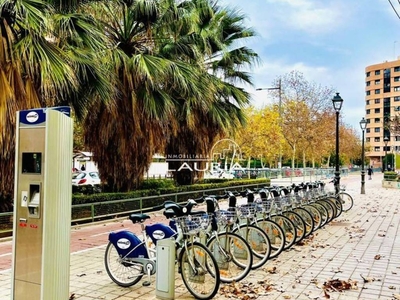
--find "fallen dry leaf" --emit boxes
[374,254,381,260]
[323,279,357,292]
[360,274,375,283]
[265,266,277,274]
[220,280,274,298]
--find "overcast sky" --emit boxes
[219,0,400,132]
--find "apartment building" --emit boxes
[365,59,400,170]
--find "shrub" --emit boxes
[139,179,176,190]
[383,171,398,181]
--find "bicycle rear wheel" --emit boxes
[207,232,252,283]
[104,242,143,287]
[179,242,220,300]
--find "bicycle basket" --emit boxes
[175,214,210,235]
[273,197,287,210]
[261,200,273,213]
[215,209,237,226]
[237,203,259,218]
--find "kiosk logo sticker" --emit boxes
[26,111,39,123]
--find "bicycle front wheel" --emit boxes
[104,242,143,287]
[283,211,306,243]
[339,192,353,212]
[293,207,314,237]
[254,219,285,258]
[233,224,271,269]
[179,242,220,299]
[207,232,253,283]
[270,215,297,250]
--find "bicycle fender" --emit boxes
[109,231,148,258]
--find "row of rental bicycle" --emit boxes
[104,180,354,299]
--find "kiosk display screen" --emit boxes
[22,153,42,174]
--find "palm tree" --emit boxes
[83,0,210,190]
[0,0,114,210]
[164,0,259,184]
[82,0,260,189]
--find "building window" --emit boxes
[374,146,380,152]
[366,109,370,114]
[366,100,370,105]
[366,71,371,77]
[366,81,371,86]
[375,118,380,123]
[395,77,400,82]
[394,86,400,92]
[396,136,400,142]
[375,70,381,75]
[366,137,370,142]
[375,89,380,94]
[366,91,370,96]
[395,96,400,101]
[395,66,400,72]
[374,137,380,142]
[366,128,370,133]
[375,80,380,85]
[374,108,380,113]
[375,99,380,104]
[367,118,370,123]
[374,127,380,133]
[395,106,400,111]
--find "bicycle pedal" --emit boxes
[142,281,151,286]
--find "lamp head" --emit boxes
[332,92,343,112]
[359,117,367,130]
[384,136,389,145]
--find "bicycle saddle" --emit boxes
[129,213,150,224]
[163,200,205,218]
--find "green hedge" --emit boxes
[71,178,270,206]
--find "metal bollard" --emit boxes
[156,238,175,300]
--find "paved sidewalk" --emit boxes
[1,173,400,299]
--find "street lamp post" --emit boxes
[384,136,389,171]
[332,93,343,195]
[256,79,282,176]
[360,117,367,194]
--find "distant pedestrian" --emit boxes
[367,166,373,180]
